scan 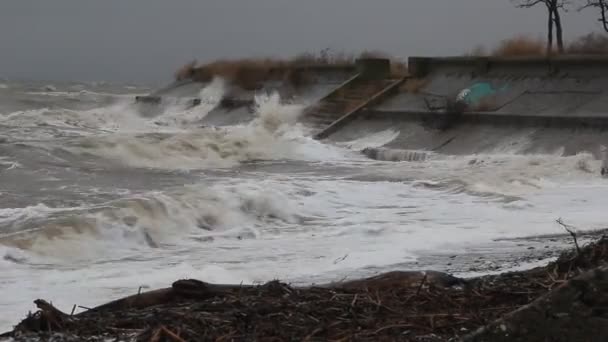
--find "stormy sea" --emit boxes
[0,78,606,331]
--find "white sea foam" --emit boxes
[54,91,348,170]
[2,79,608,333]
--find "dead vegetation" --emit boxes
[566,32,608,54]
[175,49,408,90]
[491,35,546,57]
[4,232,607,342]
[466,32,608,57]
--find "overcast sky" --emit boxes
[0,0,602,84]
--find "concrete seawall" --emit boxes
[327,56,608,159]
[137,56,608,159]
[371,56,608,128]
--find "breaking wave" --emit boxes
[0,181,307,261]
[53,91,348,170]
[346,151,604,199]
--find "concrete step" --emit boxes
[323,98,351,106]
[303,78,401,129]
[308,112,342,120]
[316,105,347,113]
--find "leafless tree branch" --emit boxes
[580,0,608,33]
[511,0,568,53]
[556,218,581,256]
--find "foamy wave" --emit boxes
[0,203,82,227]
[25,90,138,99]
[57,91,347,170]
[0,181,307,259]
[0,157,21,170]
[352,151,604,199]
[151,78,225,127]
[0,79,223,135]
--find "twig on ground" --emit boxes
[556,218,581,255]
[372,324,412,335]
[333,254,349,264]
[416,273,428,296]
[160,326,186,342]
[351,294,358,307]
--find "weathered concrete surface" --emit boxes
[371,56,608,128]
[329,117,608,158]
[328,57,608,156]
[463,265,608,342]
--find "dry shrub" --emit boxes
[292,48,356,65]
[174,60,197,81]
[492,36,545,57]
[359,49,390,59]
[190,58,289,90]
[567,32,608,55]
[178,48,408,90]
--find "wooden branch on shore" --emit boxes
[84,288,175,313]
[84,279,260,314]
[556,218,582,255]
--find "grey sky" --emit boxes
[0,0,601,84]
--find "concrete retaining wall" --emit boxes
[370,56,608,129]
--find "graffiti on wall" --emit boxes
[456,82,509,111]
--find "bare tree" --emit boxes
[512,0,568,53]
[581,0,608,32]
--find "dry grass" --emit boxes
[176,49,408,90]
[492,35,546,57]
[466,33,608,57]
[292,48,357,65]
[188,58,291,90]
[567,32,608,55]
[174,60,197,81]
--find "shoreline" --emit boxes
[3,233,606,341]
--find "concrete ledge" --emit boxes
[408,56,608,78]
[362,109,608,130]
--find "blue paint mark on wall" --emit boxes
[456,82,508,107]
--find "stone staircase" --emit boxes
[304,78,396,127]
[302,75,405,139]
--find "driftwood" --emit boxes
[463,266,608,342]
[84,287,175,313]
[327,270,466,290]
[85,279,261,313]
[4,236,607,341]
